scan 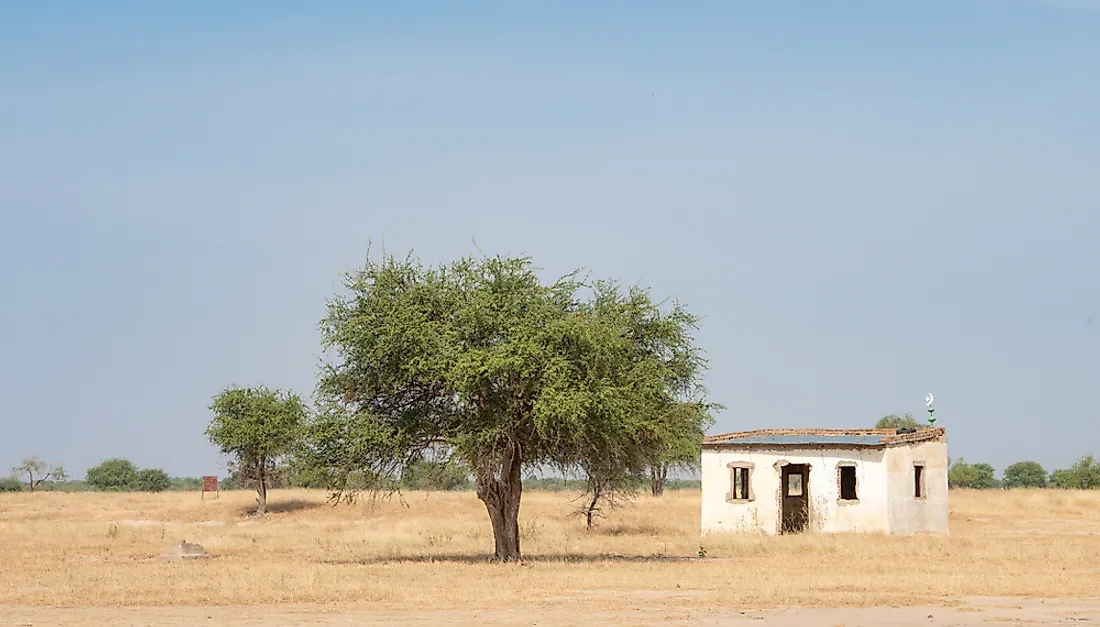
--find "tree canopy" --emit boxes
[303,251,718,560]
[207,385,308,515]
[874,413,928,430]
[12,456,66,492]
[135,468,172,493]
[645,400,714,497]
[1051,455,1100,489]
[947,457,997,489]
[85,458,139,491]
[1002,461,1047,489]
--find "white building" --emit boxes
[700,428,949,536]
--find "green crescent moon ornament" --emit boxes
[925,392,936,425]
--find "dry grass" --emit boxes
[1,488,1098,610]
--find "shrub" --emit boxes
[0,476,25,492]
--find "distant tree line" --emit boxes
[875,414,1099,490]
[1,456,186,493]
[218,456,703,493]
[1,455,703,494]
[945,456,1100,490]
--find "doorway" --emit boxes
[781,464,810,534]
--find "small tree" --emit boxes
[12,457,67,492]
[1002,461,1048,489]
[206,385,307,515]
[86,458,139,491]
[947,457,996,489]
[874,413,927,430]
[646,401,714,497]
[576,456,645,529]
[135,468,172,493]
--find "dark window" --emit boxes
[839,465,858,500]
[732,467,750,500]
[914,464,925,498]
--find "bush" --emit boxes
[875,413,929,429]
[1051,455,1100,489]
[37,480,93,492]
[169,477,203,491]
[948,458,997,489]
[135,468,171,493]
[0,476,25,492]
[85,458,139,491]
[1003,461,1048,489]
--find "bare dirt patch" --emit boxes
[5,597,1100,626]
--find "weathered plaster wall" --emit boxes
[884,440,950,535]
[700,446,890,535]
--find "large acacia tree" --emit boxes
[306,251,716,561]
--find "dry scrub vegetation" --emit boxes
[0,488,1098,610]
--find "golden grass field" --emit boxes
[1,487,1099,623]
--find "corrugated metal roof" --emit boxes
[706,434,889,446]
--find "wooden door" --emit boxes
[781,464,809,534]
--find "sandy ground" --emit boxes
[5,490,1099,624]
[6,597,1100,626]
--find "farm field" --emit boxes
[1,488,1099,626]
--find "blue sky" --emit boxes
[1,1,1097,479]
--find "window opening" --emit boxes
[839,465,858,501]
[732,467,750,500]
[787,472,803,496]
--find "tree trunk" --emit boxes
[585,487,601,530]
[255,462,268,516]
[475,440,523,561]
[651,463,668,497]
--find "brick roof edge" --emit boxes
[701,427,946,447]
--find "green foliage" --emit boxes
[134,468,172,492]
[1050,455,1100,489]
[947,457,997,489]
[564,281,718,520]
[0,476,25,492]
[207,386,307,467]
[662,479,702,490]
[11,456,67,492]
[206,385,308,514]
[520,477,587,491]
[1002,461,1048,489]
[2,473,260,493]
[516,476,703,491]
[874,413,928,429]
[304,250,716,559]
[647,401,716,496]
[285,464,338,489]
[169,476,203,491]
[400,458,472,491]
[85,458,139,491]
[35,480,93,492]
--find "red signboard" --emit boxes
[202,475,218,499]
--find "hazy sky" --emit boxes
[1,1,1097,479]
